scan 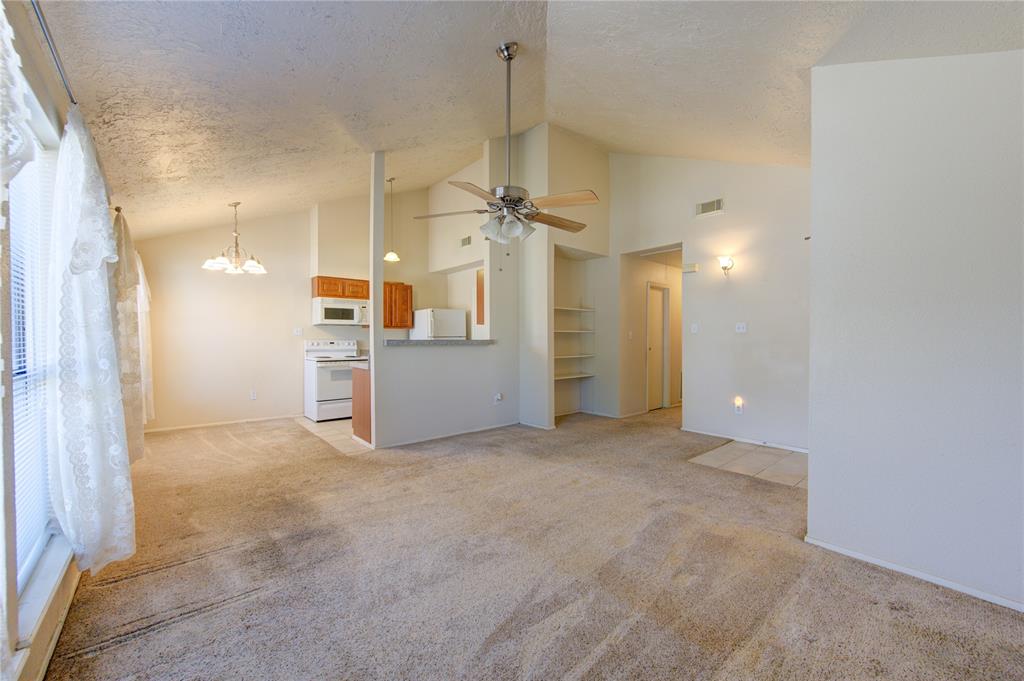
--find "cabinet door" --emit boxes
[397,284,414,328]
[312,276,345,298]
[382,282,395,328]
[342,278,370,300]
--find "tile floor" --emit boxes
[690,441,807,488]
[294,417,370,453]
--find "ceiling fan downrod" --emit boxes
[496,41,518,189]
[410,40,597,239]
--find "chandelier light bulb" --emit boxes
[501,215,524,239]
[383,251,401,263]
[480,215,503,241]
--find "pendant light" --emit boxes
[383,177,401,263]
[202,202,267,274]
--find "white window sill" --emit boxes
[16,534,74,651]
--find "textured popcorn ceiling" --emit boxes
[546,1,1024,165]
[34,1,1022,238]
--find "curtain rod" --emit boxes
[30,0,76,105]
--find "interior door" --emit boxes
[647,287,665,411]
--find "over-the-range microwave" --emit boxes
[312,297,367,326]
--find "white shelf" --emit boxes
[554,354,595,359]
[554,373,595,381]
[554,329,594,333]
[554,306,594,312]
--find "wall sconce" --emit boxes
[718,256,735,277]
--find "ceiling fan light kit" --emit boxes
[414,41,600,244]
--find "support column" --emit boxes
[368,151,385,447]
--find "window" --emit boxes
[8,152,56,593]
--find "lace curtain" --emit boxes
[137,252,155,423]
[113,209,145,462]
[47,106,135,573]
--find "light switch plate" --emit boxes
[690,323,700,334]
[735,322,747,334]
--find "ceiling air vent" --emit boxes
[461,235,472,247]
[696,198,724,216]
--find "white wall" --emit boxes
[548,125,610,257]
[427,158,488,273]
[139,187,441,430]
[608,154,810,449]
[370,142,521,447]
[138,210,317,430]
[446,266,486,340]
[807,50,1024,609]
[517,124,554,428]
[315,194,370,279]
[381,189,448,311]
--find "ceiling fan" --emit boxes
[414,41,599,244]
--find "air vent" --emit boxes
[461,235,472,247]
[696,198,724,216]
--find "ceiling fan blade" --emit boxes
[449,181,499,203]
[529,190,599,209]
[529,212,587,233]
[413,209,490,220]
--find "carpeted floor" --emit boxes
[46,408,1023,680]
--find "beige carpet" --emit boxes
[46,409,1023,680]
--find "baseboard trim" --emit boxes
[804,536,1023,613]
[377,420,522,448]
[144,414,301,433]
[583,409,647,419]
[351,435,373,449]
[682,427,808,454]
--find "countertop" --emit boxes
[383,339,496,347]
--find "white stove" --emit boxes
[303,340,368,422]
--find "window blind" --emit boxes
[9,151,56,593]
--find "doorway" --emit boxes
[646,283,671,411]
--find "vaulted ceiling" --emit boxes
[30,1,1022,238]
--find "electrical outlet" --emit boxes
[293,327,303,336]
[734,396,744,414]
[494,392,503,404]
[628,331,633,341]
[735,322,747,334]
[249,389,257,401]
[690,323,700,334]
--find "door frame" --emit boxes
[644,281,671,411]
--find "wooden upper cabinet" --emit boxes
[312,276,369,300]
[383,281,413,329]
[342,278,370,300]
[312,276,411,326]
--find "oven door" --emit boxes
[315,362,353,402]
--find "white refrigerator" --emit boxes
[409,308,467,340]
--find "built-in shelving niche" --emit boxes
[554,251,596,419]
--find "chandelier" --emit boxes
[201,201,267,274]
